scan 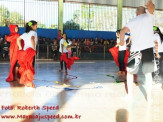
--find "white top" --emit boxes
[119,35,129,51]
[68,40,72,45]
[117,38,120,43]
[20,31,38,50]
[125,11,154,51]
[153,33,163,53]
[59,38,68,53]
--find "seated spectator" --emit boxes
[104,39,109,45]
[99,38,104,45]
[77,38,81,57]
[90,38,94,52]
[47,38,51,44]
[90,38,94,45]
[42,37,46,44]
[85,38,91,53]
[51,38,59,60]
[98,38,104,52]
[0,34,3,44]
[93,37,99,52]
[41,37,47,52]
[104,39,109,51]
[71,38,77,57]
[38,36,43,44]
[80,38,85,45]
[84,38,87,45]
[2,41,9,59]
[109,39,115,48]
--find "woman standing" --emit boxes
[17,20,38,88]
[153,26,163,83]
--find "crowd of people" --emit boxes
[0,32,117,60]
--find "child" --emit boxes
[59,33,69,74]
[58,30,62,41]
[17,20,38,88]
[2,41,9,59]
[67,38,72,58]
[51,38,59,60]
[6,24,21,82]
[59,34,79,75]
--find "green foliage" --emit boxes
[49,24,58,29]
[0,5,47,28]
[63,20,81,30]
[0,6,10,26]
[9,11,24,26]
[37,22,46,28]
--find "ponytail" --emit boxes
[25,20,37,33]
[153,26,163,44]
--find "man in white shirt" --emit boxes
[120,0,157,102]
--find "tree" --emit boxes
[0,6,10,26]
[71,4,95,30]
[49,24,58,29]
[63,20,80,30]
[37,22,46,28]
[9,11,24,27]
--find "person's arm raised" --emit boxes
[146,0,155,14]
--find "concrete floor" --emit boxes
[0,60,163,122]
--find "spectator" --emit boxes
[94,37,98,45]
[71,38,77,57]
[94,37,99,52]
[51,38,59,60]
[90,38,94,52]
[77,38,81,57]
[42,37,46,44]
[90,38,94,45]
[47,38,51,44]
[85,38,91,53]
[0,34,3,44]
[58,30,62,41]
[2,41,9,59]
[41,37,47,52]
[80,38,85,45]
[99,38,104,45]
[38,36,43,44]
[98,38,104,52]
[104,39,109,45]
[109,39,115,48]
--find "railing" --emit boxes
[0,44,115,61]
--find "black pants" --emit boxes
[153,53,163,82]
[118,50,126,71]
[60,53,68,71]
[160,53,163,81]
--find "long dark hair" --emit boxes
[25,20,37,33]
[153,26,163,44]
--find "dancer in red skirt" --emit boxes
[6,24,23,82]
[17,20,38,88]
